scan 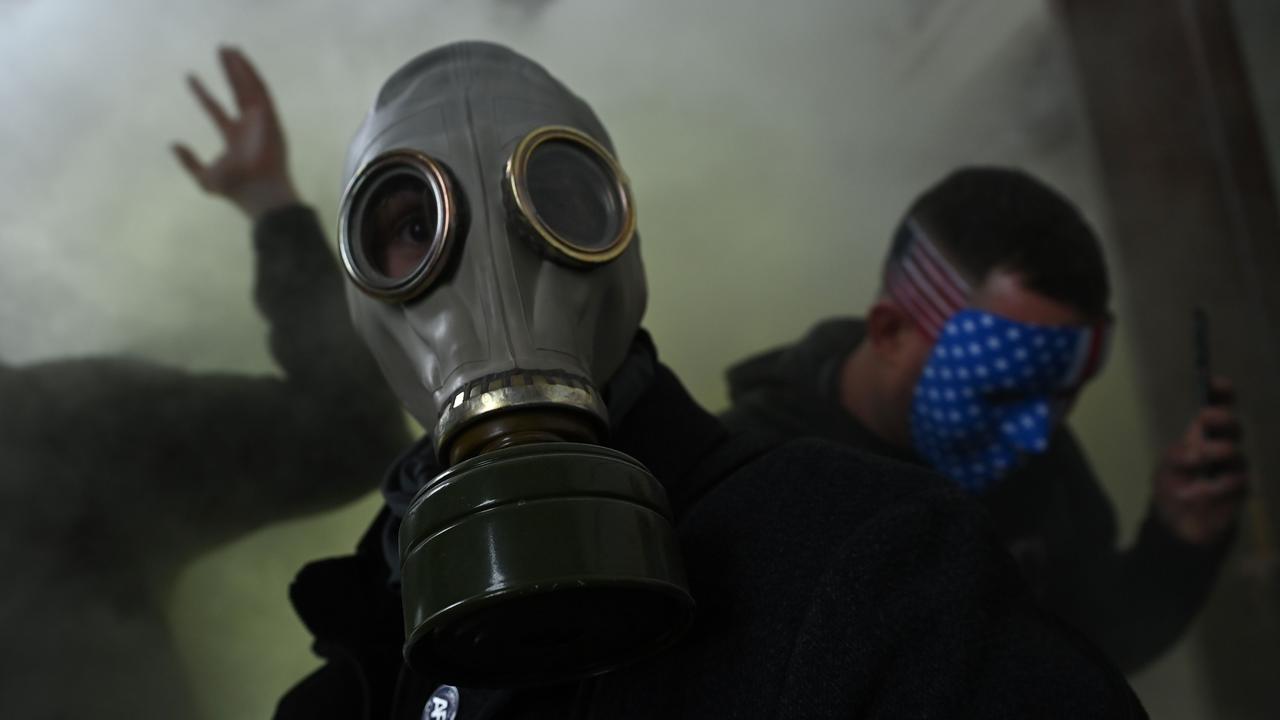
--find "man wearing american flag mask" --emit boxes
[722,167,1250,674]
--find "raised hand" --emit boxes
[1151,377,1250,546]
[172,47,300,221]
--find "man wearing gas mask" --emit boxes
[277,43,1146,718]
[722,168,1250,674]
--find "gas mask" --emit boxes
[885,220,1110,493]
[338,42,692,686]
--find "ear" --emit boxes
[865,299,914,356]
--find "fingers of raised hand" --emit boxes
[220,46,273,115]
[171,143,211,189]
[187,73,234,136]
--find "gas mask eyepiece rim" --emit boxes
[339,149,461,303]
[504,125,637,269]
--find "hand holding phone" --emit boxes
[1149,307,1250,545]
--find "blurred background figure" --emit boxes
[2,1,1278,718]
[0,47,408,719]
[721,166,1249,673]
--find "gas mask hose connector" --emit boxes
[434,368,608,466]
[444,407,602,467]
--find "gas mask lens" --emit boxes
[506,126,636,267]
[340,151,458,302]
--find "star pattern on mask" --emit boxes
[911,309,1102,493]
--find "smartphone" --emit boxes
[1193,307,1217,481]
[1194,306,1212,408]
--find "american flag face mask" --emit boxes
[884,219,972,340]
[885,221,1111,492]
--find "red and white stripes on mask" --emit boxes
[884,219,972,340]
[883,218,1110,392]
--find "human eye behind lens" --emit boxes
[394,209,432,247]
[375,189,430,244]
[366,184,438,279]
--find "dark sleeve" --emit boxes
[18,206,411,554]
[1028,429,1231,673]
[182,205,410,537]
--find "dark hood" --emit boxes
[725,318,864,404]
[721,317,915,463]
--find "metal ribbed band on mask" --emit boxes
[434,368,608,462]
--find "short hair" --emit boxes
[885,167,1111,319]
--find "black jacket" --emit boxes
[278,335,1144,719]
[721,317,1231,673]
